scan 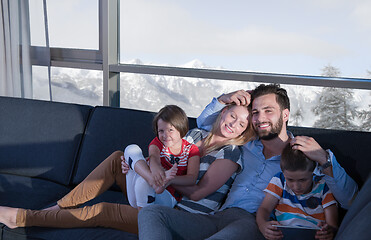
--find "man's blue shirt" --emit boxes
[220,137,281,213]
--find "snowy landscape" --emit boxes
[32,59,370,132]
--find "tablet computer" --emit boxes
[272,225,320,240]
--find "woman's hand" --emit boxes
[218,90,251,106]
[315,222,336,240]
[120,156,130,174]
[259,221,283,240]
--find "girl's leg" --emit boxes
[135,176,177,208]
[126,166,177,208]
[135,175,156,208]
[125,168,139,208]
[17,202,139,234]
[57,151,127,208]
[124,144,155,187]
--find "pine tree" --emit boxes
[358,70,371,132]
[312,64,358,130]
[358,104,371,132]
[292,107,304,126]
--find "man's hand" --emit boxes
[218,90,251,106]
[291,136,328,165]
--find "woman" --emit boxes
[0,103,254,235]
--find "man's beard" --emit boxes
[255,113,284,140]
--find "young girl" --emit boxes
[124,105,200,209]
[256,143,338,240]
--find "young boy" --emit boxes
[256,143,338,240]
[123,105,200,209]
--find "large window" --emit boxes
[28,0,370,132]
[120,73,370,131]
[120,0,371,79]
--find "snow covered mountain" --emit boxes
[32,60,370,131]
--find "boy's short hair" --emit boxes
[280,143,316,172]
[153,105,189,138]
[251,84,290,111]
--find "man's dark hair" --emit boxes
[280,143,316,172]
[251,84,290,111]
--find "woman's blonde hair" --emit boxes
[202,104,255,154]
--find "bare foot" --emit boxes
[0,206,18,229]
[165,163,178,180]
[154,185,166,194]
[154,164,178,194]
[43,204,60,211]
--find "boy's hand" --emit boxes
[120,156,130,174]
[259,221,283,240]
[315,222,336,240]
[218,90,251,106]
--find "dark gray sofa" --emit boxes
[0,96,370,240]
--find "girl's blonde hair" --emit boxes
[202,104,255,154]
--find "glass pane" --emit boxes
[120,73,371,132]
[33,67,103,106]
[51,67,103,106]
[45,0,99,49]
[29,0,46,46]
[120,0,371,79]
[32,66,50,100]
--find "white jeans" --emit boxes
[124,144,177,208]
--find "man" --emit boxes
[138,84,358,240]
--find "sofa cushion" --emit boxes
[334,175,371,239]
[72,107,156,185]
[0,173,71,209]
[0,97,92,185]
[2,225,138,240]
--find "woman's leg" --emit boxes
[16,202,139,234]
[0,151,139,233]
[58,151,127,208]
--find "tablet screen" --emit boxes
[272,225,320,240]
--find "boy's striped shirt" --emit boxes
[264,172,337,228]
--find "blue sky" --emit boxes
[31,0,371,79]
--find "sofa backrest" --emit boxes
[288,126,371,187]
[73,106,370,189]
[71,106,156,185]
[0,97,92,185]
